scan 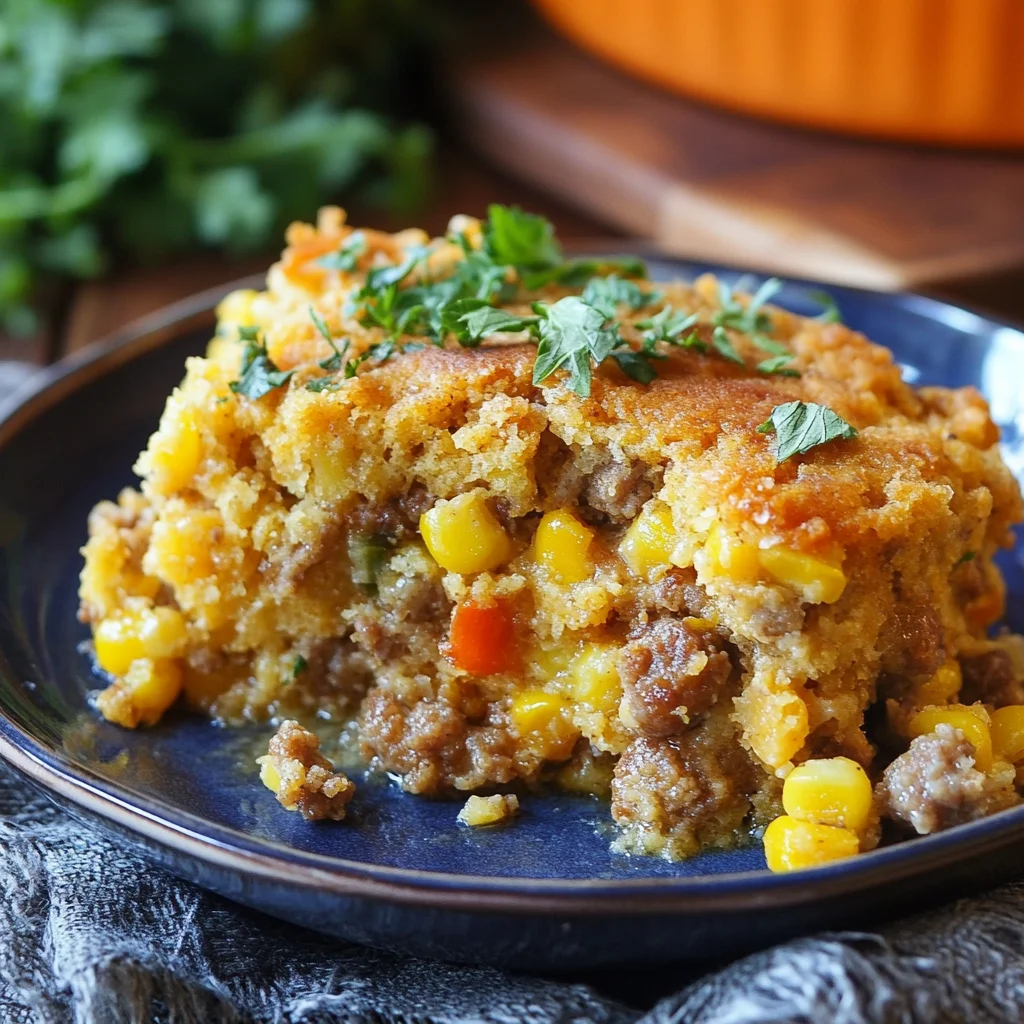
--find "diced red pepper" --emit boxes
[448,600,518,676]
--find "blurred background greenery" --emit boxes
[0,0,437,336]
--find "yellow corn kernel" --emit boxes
[146,506,220,583]
[915,660,963,706]
[782,756,873,831]
[94,606,189,677]
[309,446,351,502]
[534,509,595,584]
[703,521,761,581]
[531,642,578,685]
[148,413,203,494]
[511,690,580,761]
[258,756,281,793]
[619,501,676,577]
[128,657,184,717]
[763,816,860,872]
[758,546,847,604]
[96,658,184,728]
[990,705,1024,764]
[569,642,622,713]
[908,704,993,772]
[215,288,258,329]
[420,492,512,575]
[457,793,519,827]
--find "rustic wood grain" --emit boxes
[450,27,1024,290]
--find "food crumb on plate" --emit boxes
[257,720,355,821]
[458,793,520,827]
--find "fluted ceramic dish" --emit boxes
[0,253,1022,969]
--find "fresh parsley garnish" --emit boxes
[523,256,647,291]
[715,277,783,335]
[757,354,800,377]
[610,348,658,384]
[712,326,744,365]
[710,276,798,363]
[309,307,349,370]
[957,551,976,565]
[364,246,428,292]
[317,231,366,272]
[229,328,294,400]
[581,275,651,319]
[441,299,539,347]
[292,655,309,679]
[343,339,396,379]
[636,306,702,351]
[757,401,858,461]
[810,290,843,324]
[305,375,342,393]
[532,296,623,398]
[483,204,562,271]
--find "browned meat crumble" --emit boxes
[877,724,1017,835]
[258,721,356,821]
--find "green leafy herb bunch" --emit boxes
[0,0,434,335]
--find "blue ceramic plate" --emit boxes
[0,255,1022,970]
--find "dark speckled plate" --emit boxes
[1,255,1022,970]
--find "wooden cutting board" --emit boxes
[449,25,1024,290]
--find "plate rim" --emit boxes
[2,250,1024,916]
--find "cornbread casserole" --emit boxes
[79,206,1024,868]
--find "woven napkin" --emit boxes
[3,760,1024,1024]
[3,364,1024,1024]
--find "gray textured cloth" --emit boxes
[3,365,1024,1023]
[2,762,1024,1024]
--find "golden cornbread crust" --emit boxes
[79,207,1024,860]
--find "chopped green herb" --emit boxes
[483,204,562,271]
[637,306,701,349]
[317,231,366,272]
[292,655,309,679]
[712,326,745,365]
[957,551,976,565]
[441,298,539,346]
[714,277,781,334]
[305,375,342,393]
[581,275,652,319]
[810,290,843,325]
[611,349,658,384]
[749,335,791,357]
[364,247,428,292]
[309,306,349,370]
[349,534,391,593]
[757,401,857,462]
[757,354,800,377]
[344,339,395,378]
[532,296,622,398]
[229,328,294,400]
[522,256,647,291]
[711,276,793,359]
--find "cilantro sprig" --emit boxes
[229,326,294,400]
[757,401,858,461]
[317,232,366,272]
[581,275,654,319]
[298,207,819,400]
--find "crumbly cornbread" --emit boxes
[79,206,1024,863]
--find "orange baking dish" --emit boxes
[532,0,1024,147]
